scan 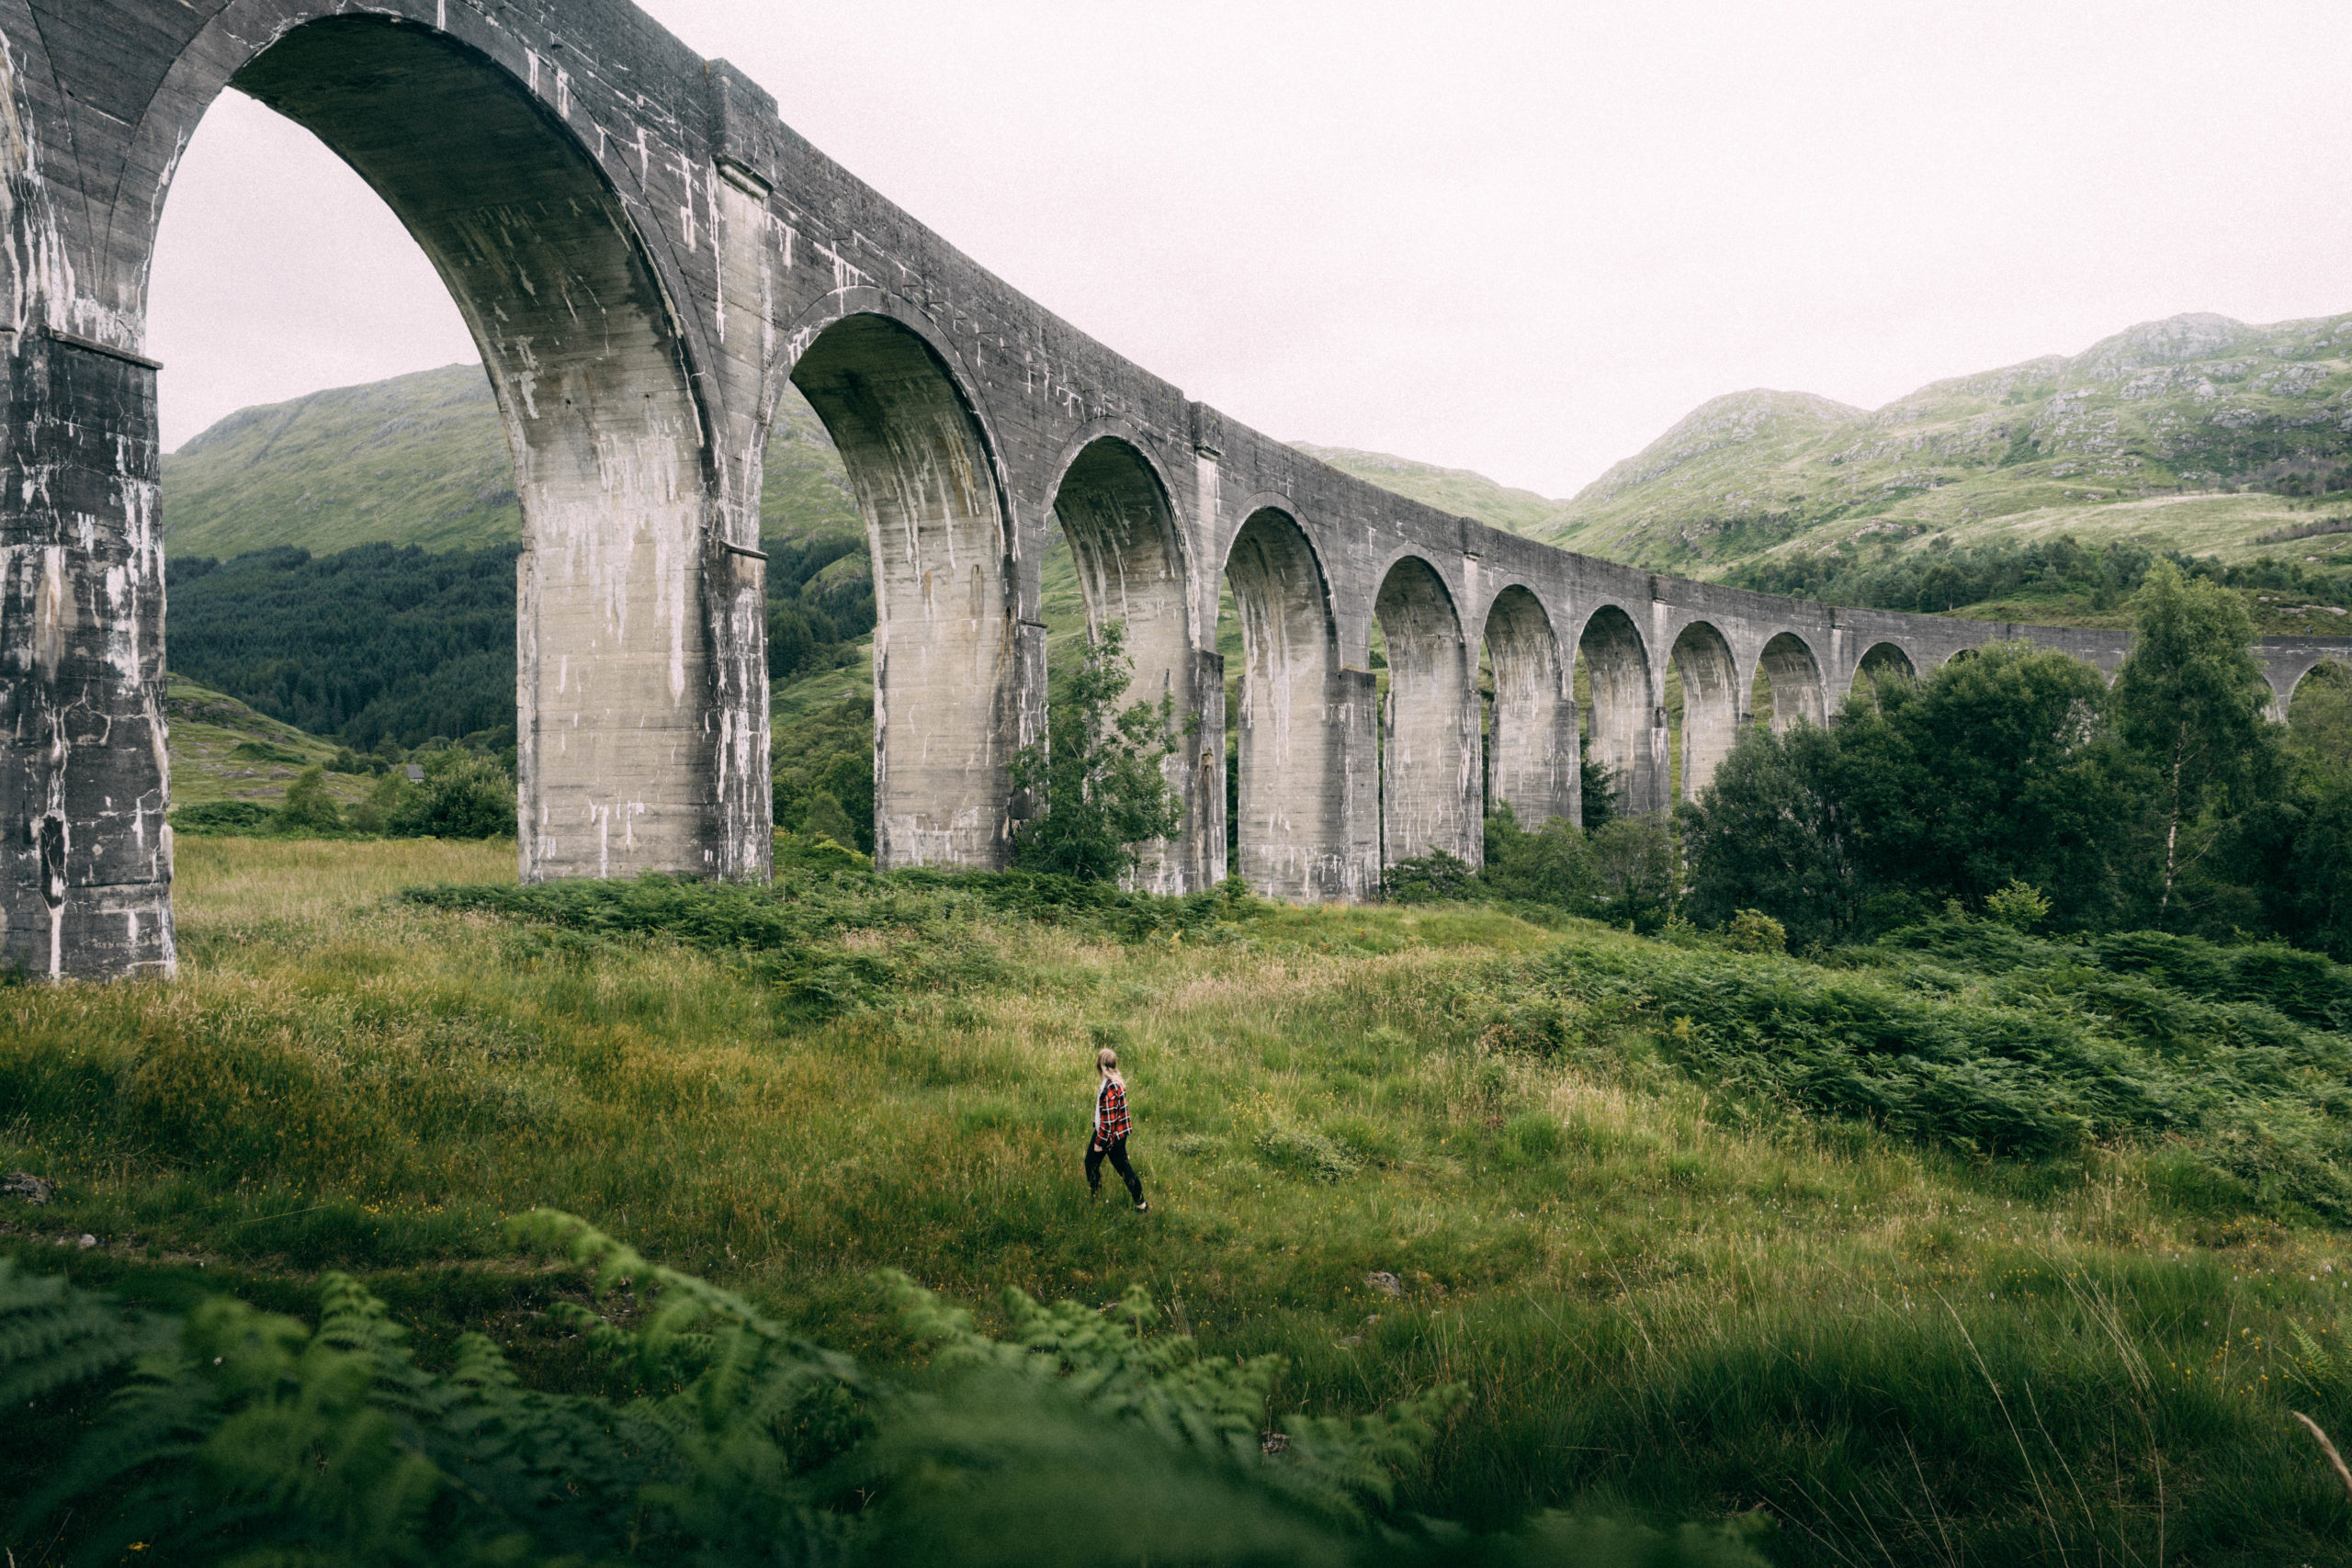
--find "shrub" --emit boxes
[1382,851,1478,904]
[389,751,514,840]
[1722,909,1786,953]
[1590,815,1680,933]
[1011,622,1182,883]
[275,765,345,833]
[167,799,277,837]
[1255,1123,1363,1180]
[1984,879,2051,931]
[1482,806,1597,908]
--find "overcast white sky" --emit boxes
[148,0,2352,497]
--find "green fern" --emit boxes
[7,1214,1770,1568]
[0,1258,171,1406]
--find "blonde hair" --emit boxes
[1096,1046,1119,1072]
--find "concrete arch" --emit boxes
[195,17,742,890]
[1850,640,1917,702]
[1222,508,1371,900]
[1050,434,1204,892]
[1669,620,1741,802]
[1575,604,1661,821]
[1757,631,1828,730]
[120,2,707,374]
[1375,556,1480,867]
[793,311,1023,870]
[1479,584,1575,828]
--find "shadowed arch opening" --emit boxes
[1857,641,1917,686]
[1052,437,1200,890]
[225,17,729,885]
[1849,641,1917,709]
[1375,558,1478,866]
[2290,660,2352,759]
[1576,606,1659,822]
[1669,622,1740,801]
[792,314,1015,871]
[1482,588,1573,828]
[1753,632,1826,730]
[1224,510,1354,899]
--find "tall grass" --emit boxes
[5,842,2352,1562]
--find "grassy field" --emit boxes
[8,841,2352,1562]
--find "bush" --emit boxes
[1256,1123,1363,1180]
[1722,909,1786,953]
[1383,851,1479,904]
[166,799,278,837]
[388,751,514,840]
[1494,918,2352,1209]
[1984,879,2051,931]
[276,765,345,833]
[1482,806,1597,908]
[1010,623,1182,883]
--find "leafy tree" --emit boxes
[772,696,876,854]
[2110,560,2279,920]
[2238,660,2352,959]
[275,766,345,834]
[1984,879,2052,931]
[1010,623,1183,883]
[1680,721,1861,949]
[388,751,515,840]
[1589,815,1680,934]
[1578,754,1621,832]
[1482,805,1598,908]
[801,788,859,848]
[1860,643,2141,930]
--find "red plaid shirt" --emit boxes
[1093,1077,1131,1146]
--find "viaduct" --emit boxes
[4,1,2348,978]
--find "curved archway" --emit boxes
[1051,436,1201,891]
[1846,641,1918,711]
[1755,631,1827,730]
[1482,587,1574,827]
[1577,605,1660,822]
[1855,641,1917,688]
[2289,659,2352,765]
[793,313,1016,871]
[1375,558,1478,866]
[1223,509,1356,899]
[1669,621,1740,801]
[219,18,730,891]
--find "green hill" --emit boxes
[1544,310,2352,577]
[164,363,867,560]
[1305,312,2352,592]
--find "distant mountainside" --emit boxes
[1306,311,2352,582]
[164,363,865,560]
[1541,310,2352,575]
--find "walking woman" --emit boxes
[1088,1046,1148,1213]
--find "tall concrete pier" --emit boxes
[5,0,2348,977]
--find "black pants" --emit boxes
[1087,1136,1143,1203]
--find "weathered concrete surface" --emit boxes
[9,0,2352,976]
